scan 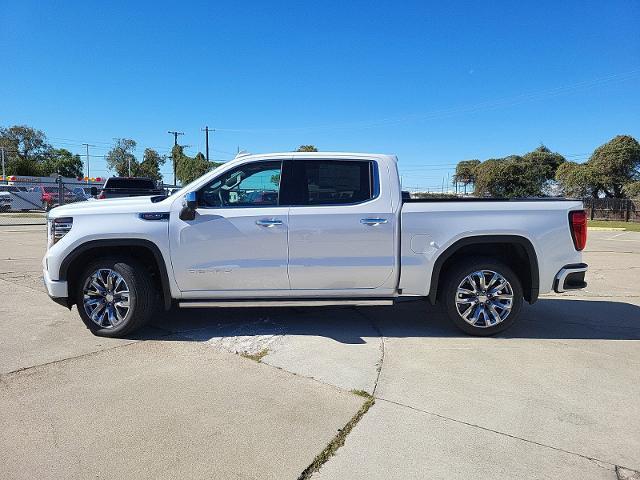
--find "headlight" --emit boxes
[48,217,73,248]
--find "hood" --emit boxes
[48,195,173,217]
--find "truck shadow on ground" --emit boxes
[141,297,640,343]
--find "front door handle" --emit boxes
[360,218,388,226]
[256,218,283,227]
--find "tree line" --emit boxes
[1,124,320,185]
[0,124,222,184]
[453,135,640,198]
[0,125,85,178]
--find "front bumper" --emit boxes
[553,263,588,293]
[43,268,69,305]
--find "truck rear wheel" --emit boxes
[75,257,156,337]
[442,257,523,336]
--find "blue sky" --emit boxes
[1,0,639,188]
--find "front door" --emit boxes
[169,160,289,292]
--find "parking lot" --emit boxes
[1,226,639,479]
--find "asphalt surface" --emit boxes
[1,226,639,479]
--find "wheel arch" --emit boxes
[60,239,172,310]
[428,235,539,305]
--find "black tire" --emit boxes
[442,256,523,336]
[75,256,156,337]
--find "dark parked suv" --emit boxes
[97,177,164,199]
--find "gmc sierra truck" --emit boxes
[43,152,588,337]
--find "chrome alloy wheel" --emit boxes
[82,269,131,328]
[455,270,514,328]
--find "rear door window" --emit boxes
[281,160,376,206]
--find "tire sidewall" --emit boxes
[443,258,523,336]
[75,258,142,337]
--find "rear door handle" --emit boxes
[360,218,388,226]
[256,218,283,227]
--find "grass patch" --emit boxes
[298,391,375,479]
[0,212,45,218]
[239,348,269,362]
[589,220,640,232]
[350,389,371,398]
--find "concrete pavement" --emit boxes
[315,400,616,480]
[0,227,364,480]
[0,341,362,480]
[1,226,639,479]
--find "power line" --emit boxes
[212,68,640,134]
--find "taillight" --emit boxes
[98,191,105,199]
[569,210,587,251]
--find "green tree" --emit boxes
[523,145,565,178]
[452,159,480,193]
[555,135,640,198]
[623,181,640,198]
[0,125,52,175]
[555,162,598,197]
[461,146,565,198]
[136,148,165,181]
[296,145,318,152]
[106,138,139,176]
[40,148,84,177]
[473,155,551,198]
[174,145,222,184]
[588,135,640,198]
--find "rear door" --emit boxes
[282,159,396,290]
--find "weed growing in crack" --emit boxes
[239,348,269,362]
[297,391,375,479]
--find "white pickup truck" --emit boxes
[43,152,588,337]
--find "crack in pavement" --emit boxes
[351,307,385,396]
[375,395,637,474]
[0,341,140,380]
[0,324,175,379]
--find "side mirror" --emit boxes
[179,191,197,221]
[90,186,98,197]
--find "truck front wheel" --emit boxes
[442,257,523,336]
[75,257,156,337]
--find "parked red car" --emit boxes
[30,185,75,210]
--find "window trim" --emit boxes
[195,159,284,209]
[280,159,380,208]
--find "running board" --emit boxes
[178,299,394,308]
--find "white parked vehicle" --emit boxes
[43,152,588,337]
[0,190,11,211]
[0,185,43,211]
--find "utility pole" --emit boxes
[81,144,95,182]
[1,147,5,180]
[201,126,213,161]
[167,131,184,185]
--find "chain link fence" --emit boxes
[0,178,178,226]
